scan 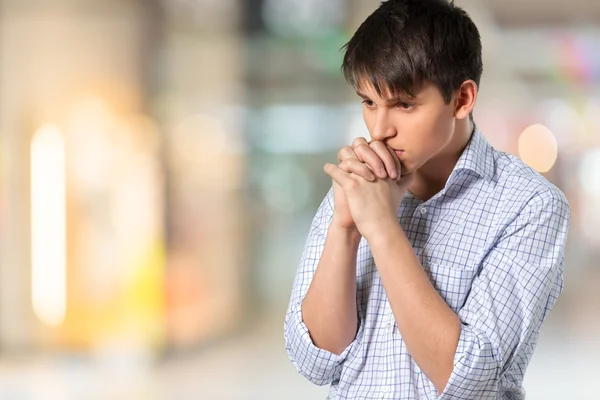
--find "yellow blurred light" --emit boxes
[517,124,558,173]
[66,96,118,190]
[31,123,67,327]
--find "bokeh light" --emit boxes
[518,124,559,173]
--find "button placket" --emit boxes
[386,319,395,334]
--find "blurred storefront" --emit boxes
[0,0,249,356]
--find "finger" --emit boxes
[370,141,398,179]
[324,163,352,185]
[353,143,387,178]
[351,137,369,148]
[385,145,402,181]
[337,145,359,163]
[339,145,377,175]
[339,159,376,181]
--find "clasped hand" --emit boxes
[324,137,414,241]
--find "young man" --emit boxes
[284,0,569,399]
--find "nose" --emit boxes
[370,109,397,141]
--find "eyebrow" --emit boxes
[356,91,416,105]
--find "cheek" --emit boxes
[435,111,456,136]
[424,106,455,146]
[362,110,375,132]
[405,116,454,168]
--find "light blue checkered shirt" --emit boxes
[284,128,570,399]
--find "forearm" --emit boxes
[302,221,361,355]
[368,223,461,394]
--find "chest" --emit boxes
[356,190,500,313]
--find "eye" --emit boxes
[362,100,376,109]
[397,102,416,111]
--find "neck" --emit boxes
[409,119,474,201]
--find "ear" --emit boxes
[454,80,478,120]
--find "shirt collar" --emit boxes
[450,125,495,184]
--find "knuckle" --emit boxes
[340,160,353,172]
[338,146,354,160]
[352,137,368,147]
[354,143,369,154]
[369,139,381,146]
[350,158,359,166]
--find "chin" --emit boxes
[400,161,415,176]
[402,156,427,175]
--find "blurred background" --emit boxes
[0,0,598,399]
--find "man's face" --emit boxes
[357,81,458,176]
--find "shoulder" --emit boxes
[491,150,570,220]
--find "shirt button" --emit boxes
[382,386,390,393]
[420,207,428,215]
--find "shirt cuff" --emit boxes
[437,324,500,399]
[285,302,362,385]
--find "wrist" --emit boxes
[362,217,403,244]
[329,219,362,243]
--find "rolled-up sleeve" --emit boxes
[439,188,570,399]
[284,188,361,385]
